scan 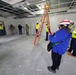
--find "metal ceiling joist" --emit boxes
[0,4,30,16]
[19,4,36,16]
[0,0,32,17]
[11,1,36,16]
[0,0,76,18]
[69,0,76,9]
[51,1,76,8]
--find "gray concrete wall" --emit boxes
[17,13,76,36]
[0,13,76,35]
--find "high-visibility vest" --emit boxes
[46,25,48,32]
[69,25,75,32]
[0,25,3,30]
[72,28,76,38]
[35,24,40,29]
[68,25,73,29]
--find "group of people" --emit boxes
[47,19,76,73]
[9,23,29,35]
[35,21,50,40]
[35,20,76,74]
[67,20,76,56]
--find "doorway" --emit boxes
[0,21,6,36]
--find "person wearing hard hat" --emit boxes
[35,21,40,37]
[68,20,75,32]
[67,20,76,56]
[47,19,71,73]
[25,22,29,35]
[9,24,15,35]
[18,23,22,35]
[45,24,49,41]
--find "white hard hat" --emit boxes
[70,20,74,23]
[59,19,70,25]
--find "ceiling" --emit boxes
[0,0,76,19]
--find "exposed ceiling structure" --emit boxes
[0,0,76,19]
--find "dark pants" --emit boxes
[26,32,29,35]
[45,32,48,40]
[36,29,38,33]
[68,38,76,56]
[51,51,62,71]
[19,30,22,35]
[36,29,39,37]
[0,30,4,36]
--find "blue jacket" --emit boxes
[49,28,71,55]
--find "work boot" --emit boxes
[47,66,56,73]
[67,51,71,55]
[57,67,59,70]
[71,54,76,57]
[45,39,48,41]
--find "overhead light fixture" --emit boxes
[24,7,28,10]
[2,0,22,5]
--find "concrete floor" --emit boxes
[0,34,76,75]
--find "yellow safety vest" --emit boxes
[0,25,3,30]
[35,24,40,29]
[46,25,48,32]
[72,28,76,38]
[68,25,73,29]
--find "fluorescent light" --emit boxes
[2,0,22,5]
[24,7,28,10]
